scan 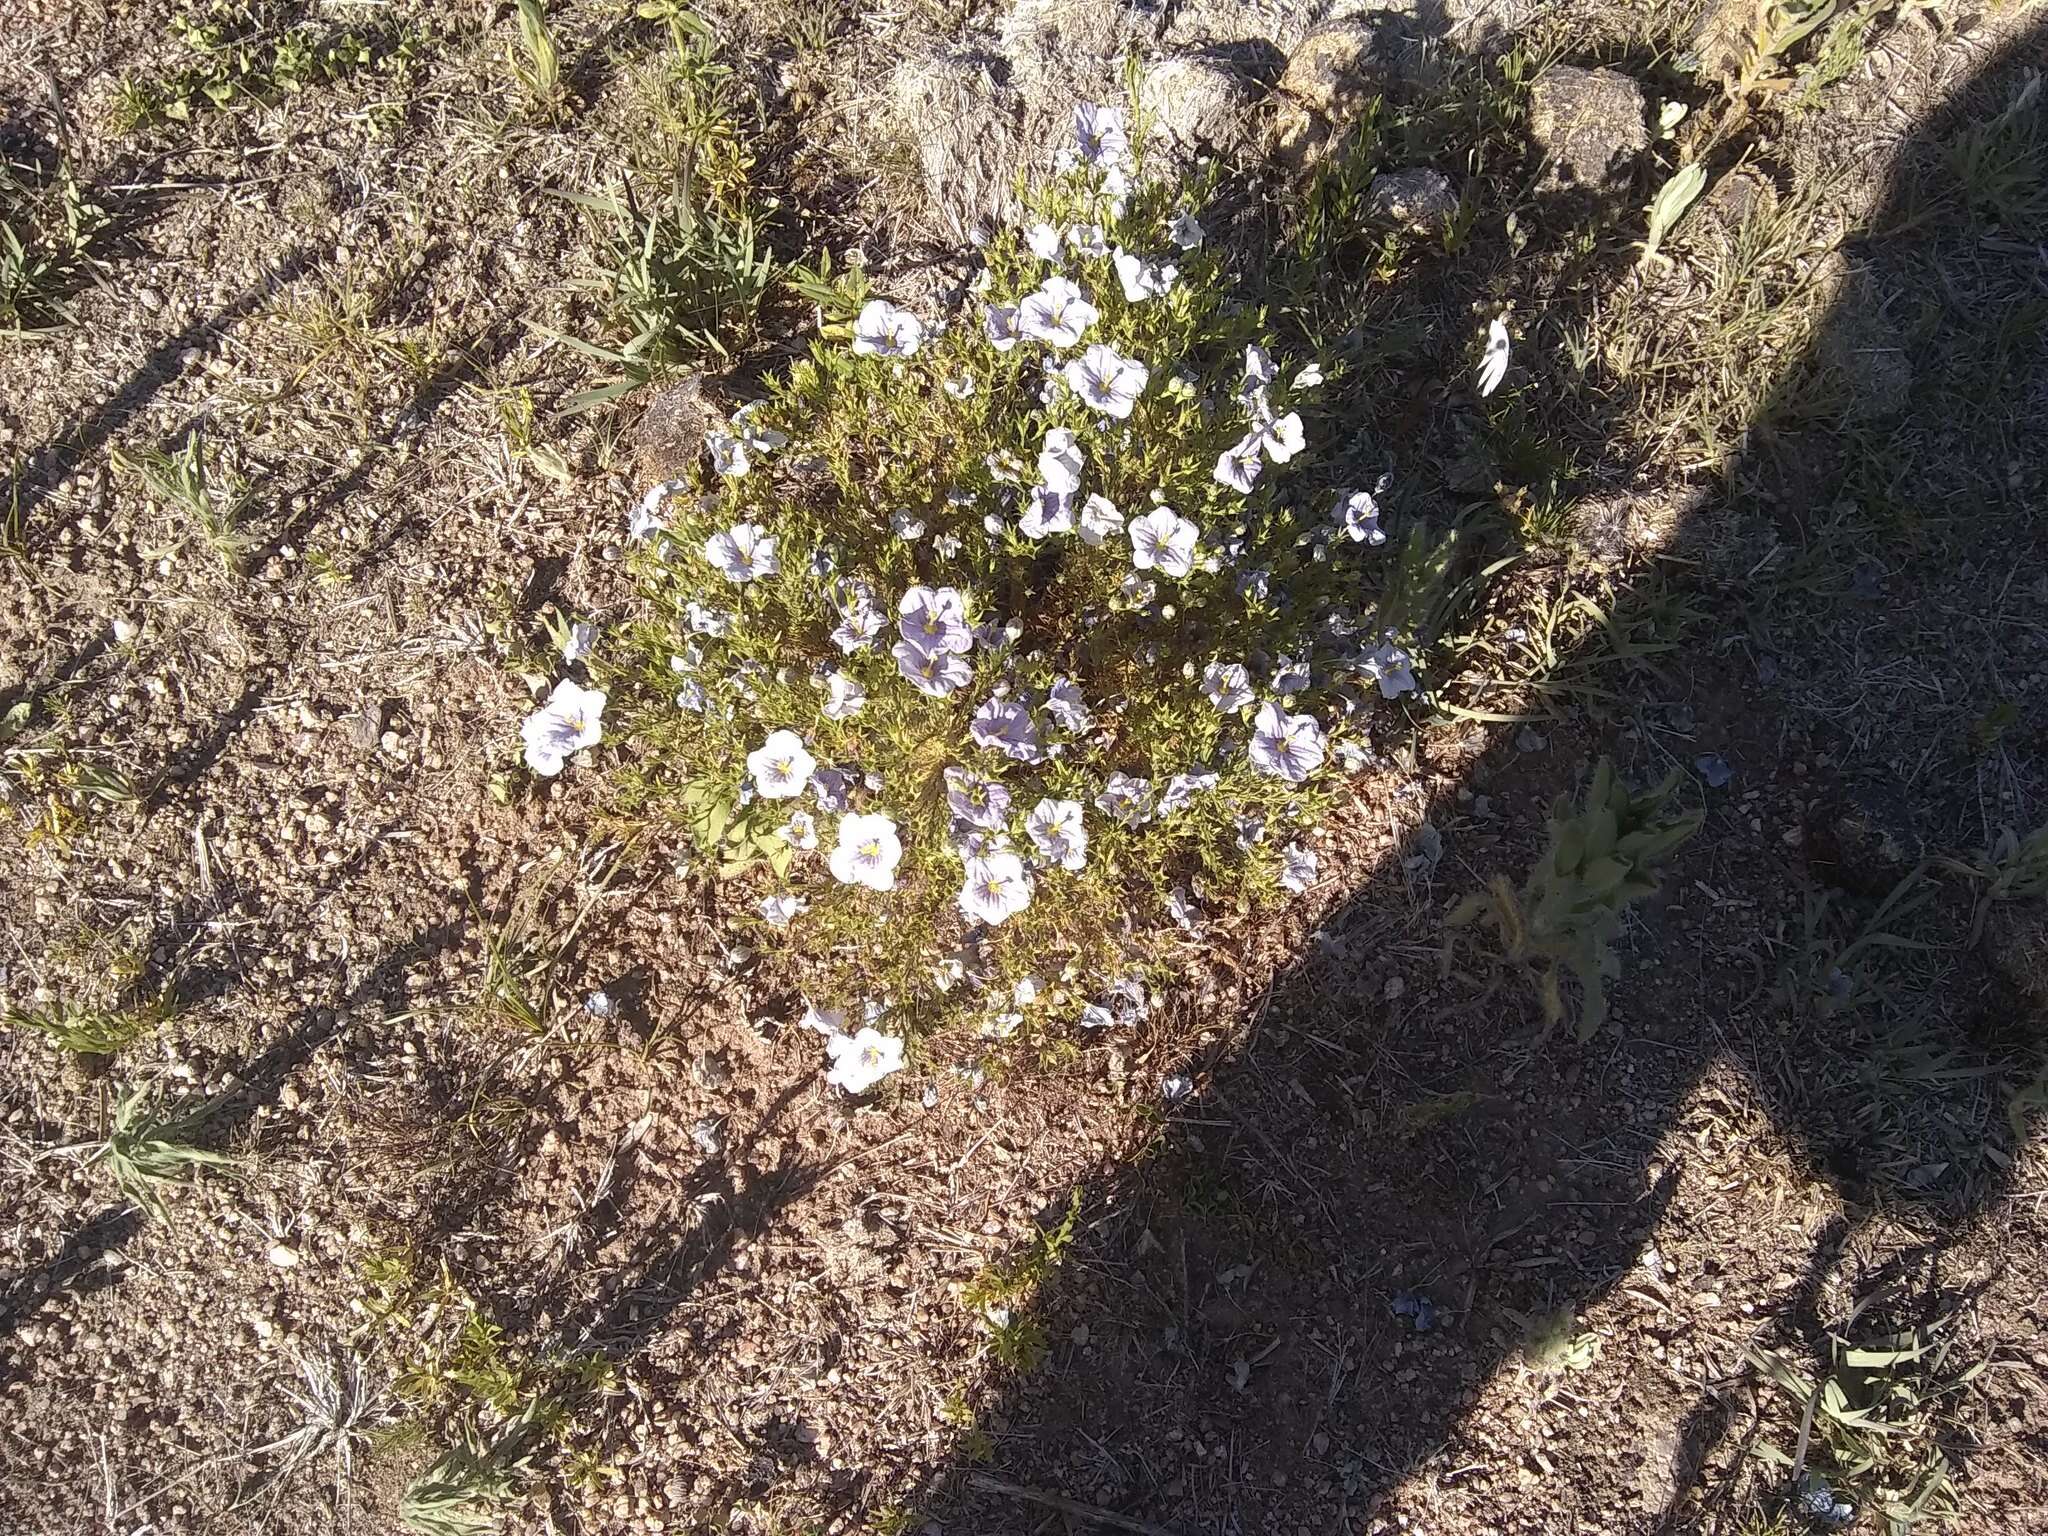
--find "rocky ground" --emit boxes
[3,1,2045,1534]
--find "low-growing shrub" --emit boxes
[552,102,1456,1052]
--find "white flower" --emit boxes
[828,812,903,891]
[895,640,972,696]
[1235,814,1266,850]
[520,679,606,777]
[958,852,1033,925]
[890,509,925,542]
[1128,506,1198,578]
[1064,343,1149,419]
[1166,886,1200,928]
[1017,277,1099,349]
[686,600,733,636]
[561,621,597,665]
[970,695,1044,762]
[1168,210,1204,249]
[704,522,779,583]
[822,672,867,720]
[1213,434,1263,493]
[1157,769,1217,816]
[674,680,706,712]
[1045,676,1090,732]
[1037,428,1084,494]
[1118,572,1156,606]
[1363,638,1418,699]
[732,401,787,453]
[799,1002,845,1035]
[1245,344,1278,386]
[1095,771,1154,827]
[1065,223,1110,258]
[1161,1072,1194,1101]
[1074,102,1129,167]
[825,1026,906,1093]
[1280,843,1318,893]
[1079,1003,1116,1028]
[1258,411,1305,463]
[705,430,750,477]
[760,893,806,926]
[943,374,976,399]
[1337,489,1387,545]
[782,809,819,849]
[1294,363,1324,389]
[1113,249,1178,302]
[1248,700,1327,783]
[747,729,816,799]
[1026,798,1087,871]
[1077,493,1124,547]
[933,531,963,559]
[1020,487,1074,538]
[985,303,1022,351]
[1477,316,1510,396]
[631,479,683,541]
[1024,222,1063,260]
[1202,661,1253,712]
[851,299,924,358]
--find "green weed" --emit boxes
[5,993,173,1056]
[112,1,420,131]
[113,430,255,575]
[556,180,777,414]
[507,0,564,119]
[959,1190,1083,1374]
[1746,1308,1982,1532]
[0,155,109,330]
[1447,758,1702,1037]
[95,1083,232,1218]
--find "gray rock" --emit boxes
[1271,6,1438,167]
[1139,54,1267,165]
[1527,65,1648,191]
[1367,167,1459,233]
[633,374,724,483]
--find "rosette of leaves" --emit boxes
[1450,758,1701,1038]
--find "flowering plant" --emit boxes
[600,104,1428,1042]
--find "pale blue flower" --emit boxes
[1158,769,1218,816]
[1077,493,1123,547]
[945,766,1012,830]
[1249,701,1326,782]
[1017,277,1098,348]
[895,640,972,697]
[970,696,1044,762]
[1095,771,1154,827]
[852,299,924,358]
[1203,661,1252,711]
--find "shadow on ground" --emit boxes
[884,17,2048,1536]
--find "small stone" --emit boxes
[344,707,382,753]
[1367,169,1458,234]
[266,1244,300,1268]
[111,617,140,643]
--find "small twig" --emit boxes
[966,1472,1184,1536]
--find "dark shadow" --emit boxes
[878,15,2048,1535]
[0,1205,140,1344]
